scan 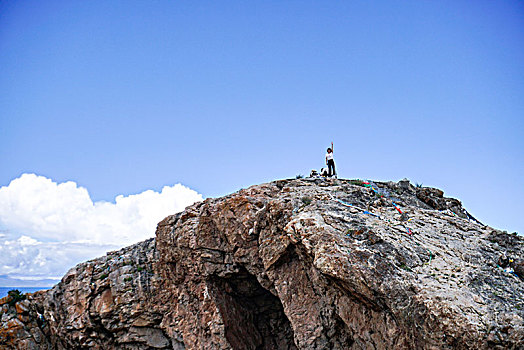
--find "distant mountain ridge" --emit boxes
[0,276,58,289]
[1,178,523,349]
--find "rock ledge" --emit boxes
[1,178,523,349]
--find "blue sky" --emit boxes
[1,0,523,267]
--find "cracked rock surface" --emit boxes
[1,178,523,349]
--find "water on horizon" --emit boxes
[0,287,50,299]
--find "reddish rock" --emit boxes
[1,178,523,349]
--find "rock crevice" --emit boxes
[1,178,523,349]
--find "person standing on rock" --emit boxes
[326,142,336,177]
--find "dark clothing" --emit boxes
[327,159,336,176]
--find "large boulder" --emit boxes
[1,178,523,349]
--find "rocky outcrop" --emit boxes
[1,178,523,349]
[1,239,168,349]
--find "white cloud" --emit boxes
[0,173,203,285]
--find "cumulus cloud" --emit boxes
[0,173,203,285]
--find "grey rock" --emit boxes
[1,178,522,349]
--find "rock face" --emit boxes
[1,178,523,349]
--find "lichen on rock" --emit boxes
[1,178,523,349]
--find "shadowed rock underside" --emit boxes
[1,178,523,349]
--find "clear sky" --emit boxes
[0,1,523,284]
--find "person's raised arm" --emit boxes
[331,142,334,153]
